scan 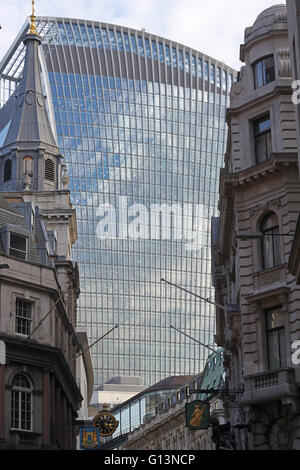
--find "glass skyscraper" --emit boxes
[0,17,236,388]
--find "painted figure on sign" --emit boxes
[190,405,205,427]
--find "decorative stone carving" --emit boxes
[25,90,35,105]
[61,165,70,189]
[278,49,291,78]
[249,198,281,218]
[22,173,31,191]
[275,9,288,22]
[231,67,245,98]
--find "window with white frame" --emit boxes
[9,233,27,260]
[11,373,32,431]
[15,299,33,336]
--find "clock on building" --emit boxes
[93,406,119,437]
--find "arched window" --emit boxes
[4,159,12,182]
[45,158,55,182]
[11,373,32,431]
[261,212,281,270]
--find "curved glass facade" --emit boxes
[0,17,236,388]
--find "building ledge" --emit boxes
[245,283,290,306]
[9,430,42,448]
[242,368,299,407]
[252,265,287,292]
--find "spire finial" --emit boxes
[30,0,37,35]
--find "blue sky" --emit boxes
[0,0,286,69]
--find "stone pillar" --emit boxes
[55,385,61,448]
[62,394,67,449]
[42,370,51,447]
[0,364,5,440]
[67,406,73,450]
[50,375,56,446]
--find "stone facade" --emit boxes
[0,26,92,450]
[213,5,300,450]
[123,350,229,451]
[123,395,223,451]
[287,0,300,285]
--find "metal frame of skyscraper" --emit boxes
[0,16,236,388]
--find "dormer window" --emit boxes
[9,233,27,260]
[45,158,55,182]
[254,55,275,89]
[4,159,12,182]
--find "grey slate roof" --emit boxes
[0,33,58,153]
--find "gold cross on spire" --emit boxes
[30,0,37,35]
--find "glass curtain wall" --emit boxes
[0,17,236,388]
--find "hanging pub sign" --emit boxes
[185,401,210,431]
[80,428,101,450]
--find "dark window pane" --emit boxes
[266,309,286,370]
[261,212,281,270]
[254,115,272,163]
[10,234,27,260]
[265,56,275,83]
[255,134,268,164]
[4,159,12,182]
[254,55,275,89]
[268,330,281,369]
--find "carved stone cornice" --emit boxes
[249,197,282,218]
[245,284,290,308]
[227,83,293,120]
[253,264,286,292]
[278,48,291,78]
[220,153,298,191]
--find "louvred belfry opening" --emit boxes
[45,158,55,182]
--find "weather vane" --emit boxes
[30,0,37,35]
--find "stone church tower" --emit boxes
[0,7,92,450]
[0,20,76,259]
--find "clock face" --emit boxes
[93,412,118,437]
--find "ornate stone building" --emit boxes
[287,1,300,287]
[0,16,91,450]
[123,351,227,451]
[213,5,300,450]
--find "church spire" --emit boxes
[0,0,63,192]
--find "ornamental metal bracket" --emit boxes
[194,385,245,408]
